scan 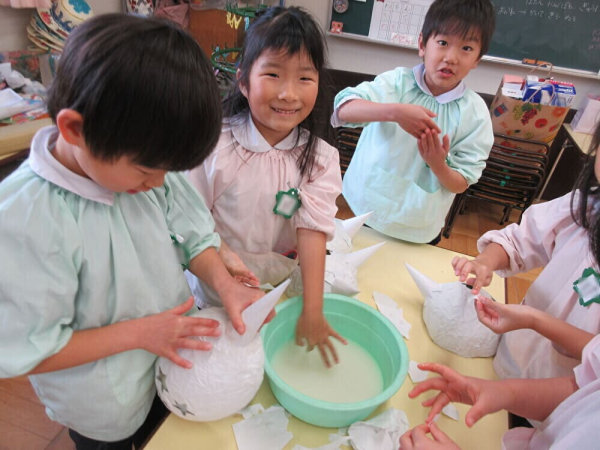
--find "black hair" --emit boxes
[47,14,221,171]
[222,6,328,180]
[421,0,496,58]
[572,120,600,268]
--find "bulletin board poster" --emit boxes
[368,0,434,47]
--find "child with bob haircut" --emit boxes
[0,14,264,449]
[186,6,346,367]
[332,0,495,245]
[401,121,600,450]
[452,120,600,383]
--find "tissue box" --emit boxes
[501,75,524,99]
[571,94,600,135]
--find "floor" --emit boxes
[0,196,541,450]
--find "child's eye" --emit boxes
[300,77,314,81]
[265,73,279,78]
[437,40,448,46]
[463,46,474,51]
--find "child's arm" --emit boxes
[475,297,594,359]
[337,99,441,139]
[219,240,260,286]
[28,298,220,374]
[409,363,578,426]
[451,243,511,294]
[188,247,266,335]
[295,228,347,367]
[418,129,467,193]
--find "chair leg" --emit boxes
[443,194,465,238]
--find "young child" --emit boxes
[332,0,495,244]
[0,15,265,449]
[186,7,346,367]
[452,120,600,381]
[402,332,600,449]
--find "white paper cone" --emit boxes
[404,263,440,298]
[341,212,373,239]
[345,242,385,269]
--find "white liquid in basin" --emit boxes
[271,339,384,403]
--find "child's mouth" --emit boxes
[439,68,454,77]
[272,108,299,115]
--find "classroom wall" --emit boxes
[1,0,597,108]
[287,0,599,110]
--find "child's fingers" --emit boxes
[417,363,462,383]
[187,324,222,338]
[399,429,416,450]
[442,134,450,153]
[178,337,213,352]
[465,403,486,427]
[183,316,220,329]
[330,328,348,345]
[169,297,195,315]
[426,393,450,423]
[452,257,469,276]
[167,351,193,369]
[411,424,433,445]
[408,377,448,399]
[428,422,452,443]
[318,342,333,368]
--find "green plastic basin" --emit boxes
[261,293,409,428]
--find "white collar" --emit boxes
[230,114,309,153]
[413,63,466,104]
[29,126,115,205]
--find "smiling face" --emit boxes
[418,31,482,97]
[239,48,319,147]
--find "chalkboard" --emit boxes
[329,0,600,75]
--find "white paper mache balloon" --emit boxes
[155,307,264,421]
[405,263,501,358]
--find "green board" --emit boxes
[329,0,600,74]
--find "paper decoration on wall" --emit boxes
[286,242,385,298]
[330,21,344,34]
[327,212,373,254]
[405,263,500,358]
[155,282,289,421]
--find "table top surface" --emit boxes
[564,123,594,154]
[0,118,52,158]
[145,226,508,450]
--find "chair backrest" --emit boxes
[335,127,363,177]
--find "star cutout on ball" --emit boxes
[156,366,168,393]
[173,401,195,417]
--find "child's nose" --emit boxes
[278,81,298,101]
[444,48,459,64]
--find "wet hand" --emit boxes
[220,244,260,286]
[137,297,221,369]
[451,256,493,295]
[295,311,347,368]
[396,104,441,139]
[220,279,273,336]
[475,297,535,334]
[418,129,450,171]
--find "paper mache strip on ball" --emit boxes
[155,280,289,421]
[405,263,500,358]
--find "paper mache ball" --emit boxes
[405,263,501,358]
[155,307,265,421]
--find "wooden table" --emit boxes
[145,227,508,450]
[0,118,52,162]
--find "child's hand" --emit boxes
[295,311,347,368]
[396,104,441,139]
[417,129,450,171]
[399,423,460,450]
[408,363,500,427]
[451,256,493,295]
[219,242,260,286]
[475,297,535,334]
[220,279,273,335]
[137,297,221,369]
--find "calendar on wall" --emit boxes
[368,0,434,47]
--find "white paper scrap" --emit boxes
[232,406,293,450]
[237,403,265,419]
[442,404,460,421]
[408,360,429,383]
[373,292,411,339]
[348,409,409,450]
[233,279,290,346]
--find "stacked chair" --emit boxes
[443,133,550,238]
[335,127,363,177]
